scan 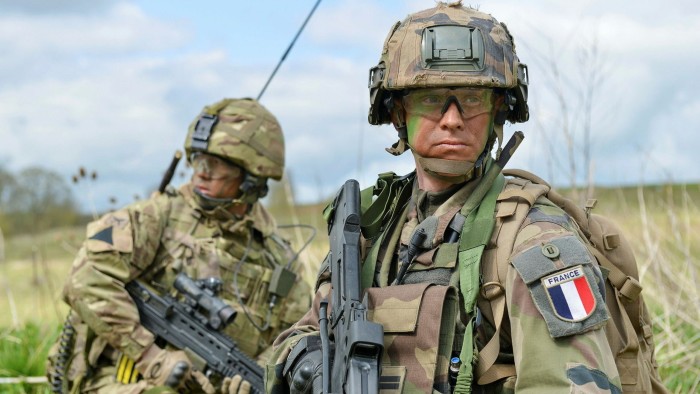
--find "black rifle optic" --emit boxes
[125,273,264,393]
[320,179,384,394]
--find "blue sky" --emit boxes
[1,0,698,211]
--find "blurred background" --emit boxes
[0,0,698,392]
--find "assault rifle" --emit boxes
[125,273,264,393]
[319,179,384,393]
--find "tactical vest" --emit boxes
[141,189,295,357]
[357,169,666,393]
[47,188,304,392]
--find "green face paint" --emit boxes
[406,112,424,146]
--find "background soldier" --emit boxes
[47,98,311,393]
[267,2,665,393]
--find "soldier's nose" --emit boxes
[439,103,464,130]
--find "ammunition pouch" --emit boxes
[366,283,458,393]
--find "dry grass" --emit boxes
[0,182,697,392]
[596,185,700,392]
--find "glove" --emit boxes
[135,344,192,389]
[283,336,323,394]
[189,371,251,394]
[222,375,251,394]
[191,370,216,394]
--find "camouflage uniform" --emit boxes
[267,172,620,393]
[267,3,625,393]
[47,98,311,393]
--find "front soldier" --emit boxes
[268,2,664,393]
[47,98,311,393]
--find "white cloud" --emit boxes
[1,0,698,212]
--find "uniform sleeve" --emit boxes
[265,257,330,392]
[62,199,168,363]
[506,206,622,393]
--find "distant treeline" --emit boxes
[0,165,90,237]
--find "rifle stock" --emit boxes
[323,179,384,394]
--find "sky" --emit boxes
[1,0,698,212]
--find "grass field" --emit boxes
[0,182,698,393]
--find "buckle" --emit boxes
[481,281,505,301]
[619,276,642,302]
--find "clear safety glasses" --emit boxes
[402,87,494,121]
[191,153,242,181]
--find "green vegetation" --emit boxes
[0,324,58,394]
[0,181,697,392]
[0,166,90,238]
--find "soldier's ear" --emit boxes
[493,92,509,126]
[389,97,407,131]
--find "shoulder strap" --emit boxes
[474,173,550,385]
[358,173,414,289]
[453,173,506,392]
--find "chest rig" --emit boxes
[146,190,293,358]
[357,167,507,392]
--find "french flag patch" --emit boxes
[542,265,596,322]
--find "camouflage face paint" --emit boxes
[406,111,426,147]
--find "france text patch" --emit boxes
[542,266,596,322]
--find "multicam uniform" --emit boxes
[267,166,622,393]
[48,182,310,393]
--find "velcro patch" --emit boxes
[85,210,133,253]
[512,235,609,338]
[542,266,596,322]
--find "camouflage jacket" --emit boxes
[266,172,621,393]
[52,184,311,392]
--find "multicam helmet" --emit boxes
[368,2,529,127]
[184,98,285,181]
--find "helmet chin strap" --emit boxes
[413,149,489,184]
[192,171,268,217]
[193,188,253,220]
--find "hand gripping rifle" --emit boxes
[319,179,384,394]
[125,273,264,393]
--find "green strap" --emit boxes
[454,173,505,393]
[359,175,413,289]
[361,172,405,239]
[361,232,384,289]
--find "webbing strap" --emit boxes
[474,290,507,384]
[587,244,644,334]
[588,246,642,302]
[360,173,399,238]
[474,177,541,385]
[495,188,537,206]
[361,200,410,290]
[361,232,384,289]
[453,174,505,393]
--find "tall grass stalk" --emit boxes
[1,182,698,391]
[630,184,700,392]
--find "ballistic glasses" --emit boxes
[402,87,494,121]
[191,153,242,181]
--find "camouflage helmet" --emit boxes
[368,2,529,126]
[184,98,285,181]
